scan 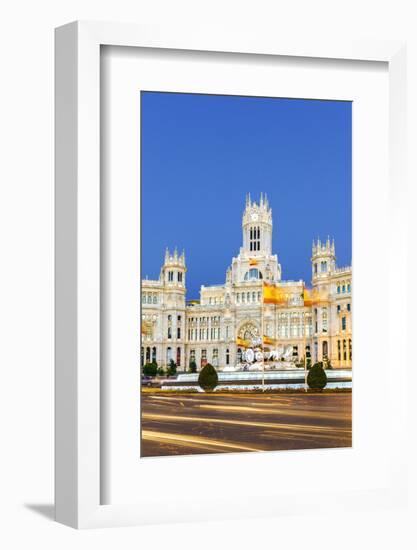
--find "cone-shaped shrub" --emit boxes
[307,363,327,390]
[198,363,218,392]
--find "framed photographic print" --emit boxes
[139,91,353,459]
[55,22,407,528]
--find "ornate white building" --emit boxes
[141,194,352,370]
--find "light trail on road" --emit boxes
[141,392,352,457]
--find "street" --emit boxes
[141,391,352,457]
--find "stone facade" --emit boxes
[141,194,352,370]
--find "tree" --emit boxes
[198,363,218,392]
[157,366,165,376]
[167,359,177,377]
[189,360,197,373]
[307,363,328,390]
[143,363,158,377]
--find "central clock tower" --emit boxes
[242,192,273,255]
[226,193,281,284]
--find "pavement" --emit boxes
[141,392,352,457]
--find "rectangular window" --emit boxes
[177,328,181,339]
[338,340,341,360]
[168,327,172,339]
[347,303,351,312]
[342,316,346,331]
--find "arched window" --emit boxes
[152,347,156,362]
[249,226,261,251]
[244,268,263,280]
[226,349,230,365]
[322,341,328,358]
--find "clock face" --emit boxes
[251,212,258,221]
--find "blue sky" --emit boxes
[141,92,351,299]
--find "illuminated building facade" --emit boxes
[141,194,352,370]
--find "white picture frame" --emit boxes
[55,21,407,529]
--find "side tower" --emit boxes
[242,192,273,255]
[161,247,187,292]
[311,237,336,284]
[160,248,187,369]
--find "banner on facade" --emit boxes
[262,282,288,304]
[303,287,328,306]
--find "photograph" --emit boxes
[140,91,352,457]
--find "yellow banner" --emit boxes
[141,320,153,336]
[303,288,328,306]
[263,283,288,304]
[236,337,250,348]
[249,258,258,266]
[263,335,277,346]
